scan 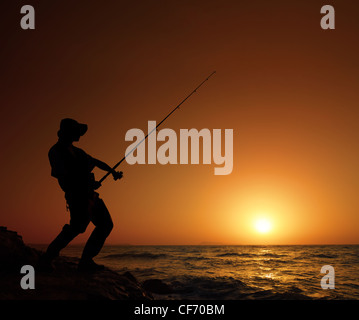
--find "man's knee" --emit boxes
[99,218,113,238]
[104,219,113,236]
[76,224,88,234]
[64,223,87,235]
[93,200,113,235]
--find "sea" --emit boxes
[36,244,359,300]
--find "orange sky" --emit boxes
[1,0,359,245]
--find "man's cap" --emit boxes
[57,118,88,138]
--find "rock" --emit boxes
[0,226,153,300]
[0,227,39,272]
[142,279,173,294]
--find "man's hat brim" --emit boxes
[58,118,88,138]
[77,123,88,136]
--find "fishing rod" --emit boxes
[98,71,216,185]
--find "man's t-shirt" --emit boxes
[48,141,95,197]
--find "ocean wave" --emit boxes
[166,275,314,300]
[95,245,356,300]
[216,252,287,259]
[260,259,291,265]
[248,290,312,300]
[182,256,210,261]
[216,252,254,258]
[309,253,337,259]
[259,253,287,258]
[103,252,168,259]
[177,275,251,298]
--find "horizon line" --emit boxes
[29,242,359,247]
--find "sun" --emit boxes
[254,218,272,234]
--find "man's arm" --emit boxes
[92,158,123,180]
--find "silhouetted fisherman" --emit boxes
[40,118,123,272]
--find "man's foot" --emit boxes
[78,259,105,273]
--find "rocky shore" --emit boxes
[0,227,153,300]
